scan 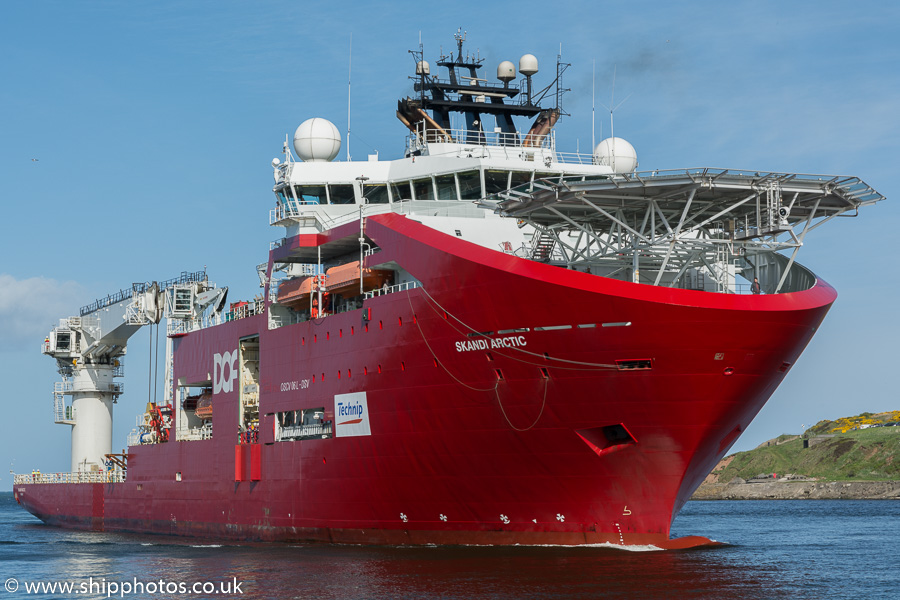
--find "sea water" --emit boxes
[1,492,897,599]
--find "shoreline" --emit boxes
[692,480,900,500]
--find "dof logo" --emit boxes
[213,350,238,394]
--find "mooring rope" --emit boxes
[411,285,619,372]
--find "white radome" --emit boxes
[497,60,516,82]
[519,54,539,76]
[293,118,342,162]
[593,137,638,174]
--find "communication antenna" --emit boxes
[591,59,596,152]
[599,65,632,171]
[347,33,352,162]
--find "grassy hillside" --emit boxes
[807,410,900,434]
[713,424,900,482]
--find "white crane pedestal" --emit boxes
[69,365,115,473]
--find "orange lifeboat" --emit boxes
[276,262,392,310]
[276,276,316,310]
[324,262,391,298]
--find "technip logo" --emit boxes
[213,350,238,394]
[334,392,371,437]
[337,401,364,425]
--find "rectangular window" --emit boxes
[457,170,482,200]
[275,407,333,441]
[362,184,390,204]
[173,288,192,313]
[294,185,327,205]
[509,171,532,190]
[412,178,435,200]
[328,184,356,205]
[435,173,458,200]
[390,181,411,202]
[55,332,71,351]
[484,170,510,195]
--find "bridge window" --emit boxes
[457,170,481,200]
[391,181,411,202]
[509,171,532,190]
[363,184,390,204]
[329,184,356,205]
[412,178,435,200]
[484,170,510,195]
[293,185,327,205]
[435,173,458,200]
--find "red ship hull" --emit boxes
[15,213,834,547]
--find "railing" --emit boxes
[423,76,524,95]
[166,296,263,336]
[553,151,601,165]
[176,425,213,441]
[54,381,73,395]
[675,280,761,295]
[364,281,420,300]
[14,471,126,485]
[277,422,333,442]
[53,391,74,423]
[80,270,206,316]
[270,204,342,229]
[225,299,265,322]
[407,126,556,156]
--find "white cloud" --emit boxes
[0,274,86,350]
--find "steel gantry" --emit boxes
[484,168,884,294]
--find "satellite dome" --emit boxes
[519,54,539,77]
[293,118,341,162]
[497,60,516,82]
[416,60,430,75]
[593,137,638,174]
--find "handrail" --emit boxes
[14,471,126,485]
[364,280,420,300]
[407,125,555,152]
[80,270,207,316]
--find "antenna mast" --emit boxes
[591,59,596,152]
[347,33,352,162]
[600,65,632,172]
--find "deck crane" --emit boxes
[41,271,227,473]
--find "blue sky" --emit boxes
[1,1,898,488]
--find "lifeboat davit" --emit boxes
[276,262,391,310]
